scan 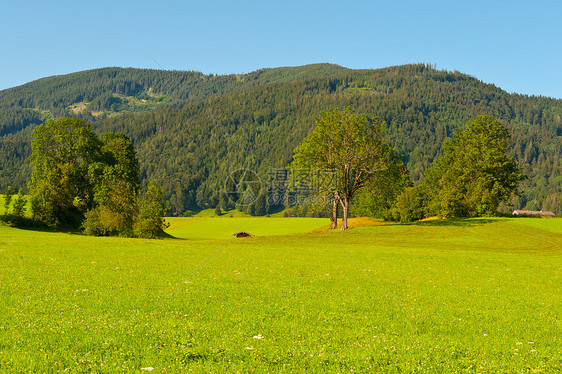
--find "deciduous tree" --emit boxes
[29,117,101,226]
[29,117,167,237]
[290,107,404,230]
[83,133,140,236]
[425,115,526,217]
[133,181,169,238]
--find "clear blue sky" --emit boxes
[1,0,561,98]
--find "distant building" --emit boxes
[233,231,255,238]
[512,210,556,217]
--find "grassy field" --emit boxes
[166,217,327,239]
[0,216,560,372]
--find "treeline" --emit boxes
[0,64,349,134]
[0,64,561,214]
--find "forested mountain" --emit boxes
[0,63,348,197]
[1,64,561,214]
[0,63,348,135]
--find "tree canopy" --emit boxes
[425,115,526,217]
[29,117,167,237]
[29,117,102,226]
[290,107,405,229]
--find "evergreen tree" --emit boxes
[12,189,27,217]
[253,191,268,216]
[2,64,562,215]
[246,202,255,216]
[3,186,12,214]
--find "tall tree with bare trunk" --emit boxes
[290,107,403,230]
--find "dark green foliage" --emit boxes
[283,203,332,218]
[83,168,139,237]
[0,214,40,228]
[214,205,222,216]
[83,132,142,235]
[99,132,140,190]
[4,186,12,214]
[246,203,255,216]
[252,191,269,216]
[1,64,561,214]
[12,189,27,217]
[352,154,412,221]
[28,117,165,237]
[0,64,347,192]
[29,118,102,227]
[134,182,169,238]
[93,67,562,215]
[395,185,430,222]
[0,64,347,130]
[425,115,526,217]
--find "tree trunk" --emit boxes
[340,196,349,230]
[330,196,338,229]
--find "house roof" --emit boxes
[512,210,556,216]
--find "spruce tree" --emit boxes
[3,186,12,214]
[12,189,27,218]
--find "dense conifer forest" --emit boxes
[1,64,561,214]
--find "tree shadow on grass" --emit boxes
[160,231,181,240]
[414,217,506,227]
[1,219,183,240]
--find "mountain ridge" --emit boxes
[0,64,560,214]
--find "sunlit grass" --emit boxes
[0,217,560,372]
[166,216,327,239]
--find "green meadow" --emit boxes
[166,217,326,239]
[0,216,561,372]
